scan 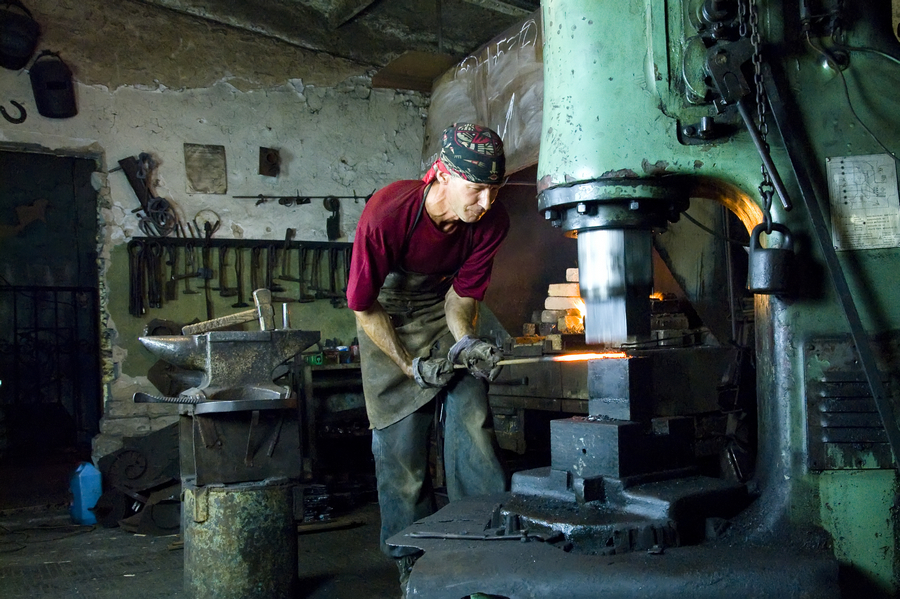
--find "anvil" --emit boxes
[139,329,320,407]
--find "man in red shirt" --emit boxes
[347,123,509,594]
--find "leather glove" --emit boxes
[447,335,503,382]
[412,356,455,389]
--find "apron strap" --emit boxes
[400,182,474,271]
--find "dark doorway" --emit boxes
[0,151,101,478]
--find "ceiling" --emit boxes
[141,0,540,71]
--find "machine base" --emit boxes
[389,493,840,599]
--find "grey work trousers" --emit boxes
[371,373,507,558]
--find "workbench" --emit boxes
[296,361,364,479]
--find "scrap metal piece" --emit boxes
[407,529,562,542]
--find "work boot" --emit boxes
[396,554,418,598]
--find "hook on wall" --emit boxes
[0,100,26,124]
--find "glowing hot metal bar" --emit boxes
[454,352,627,369]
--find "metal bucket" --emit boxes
[183,477,298,599]
[0,1,40,70]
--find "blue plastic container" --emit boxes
[69,462,101,525]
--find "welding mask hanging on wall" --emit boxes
[0,0,40,70]
[29,50,77,118]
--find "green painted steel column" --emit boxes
[537,0,770,200]
[539,0,669,185]
[183,478,298,599]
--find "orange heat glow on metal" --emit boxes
[650,292,665,300]
[572,297,586,317]
[551,352,627,362]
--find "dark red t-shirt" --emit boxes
[346,179,509,311]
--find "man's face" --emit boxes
[441,172,502,223]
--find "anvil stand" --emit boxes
[135,289,320,599]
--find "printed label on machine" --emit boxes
[826,153,900,251]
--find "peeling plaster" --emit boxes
[0,14,429,453]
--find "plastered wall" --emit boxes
[0,0,429,458]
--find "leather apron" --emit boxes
[356,185,469,430]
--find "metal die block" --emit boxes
[587,356,651,421]
[510,466,574,502]
[550,417,645,479]
[551,416,695,480]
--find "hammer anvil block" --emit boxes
[587,355,651,422]
[550,416,694,479]
[139,329,320,402]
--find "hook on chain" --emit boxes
[759,183,775,234]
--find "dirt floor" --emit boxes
[0,453,400,599]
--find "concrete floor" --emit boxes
[0,453,401,599]
[0,502,400,599]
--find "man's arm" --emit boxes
[353,300,415,378]
[444,286,478,342]
[445,286,503,381]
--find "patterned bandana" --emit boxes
[435,123,505,184]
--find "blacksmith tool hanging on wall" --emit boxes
[232,190,373,207]
[324,196,340,240]
[276,228,299,283]
[116,153,179,237]
[125,238,354,316]
[0,99,26,123]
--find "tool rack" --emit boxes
[126,236,353,317]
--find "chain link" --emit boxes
[748,0,769,174]
[759,184,774,234]
[745,0,774,226]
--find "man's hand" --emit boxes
[448,335,502,382]
[412,356,455,389]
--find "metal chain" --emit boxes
[749,1,767,144]
[746,0,775,225]
[761,186,774,234]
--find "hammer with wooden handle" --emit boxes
[181,288,275,335]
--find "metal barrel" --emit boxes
[183,477,298,598]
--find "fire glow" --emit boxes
[572,297,586,317]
